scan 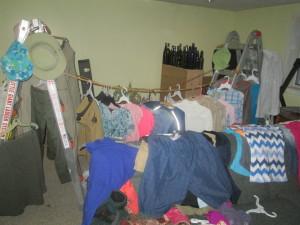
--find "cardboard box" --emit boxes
[160,64,204,101]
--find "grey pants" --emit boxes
[31,85,71,183]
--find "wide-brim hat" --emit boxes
[0,40,34,81]
[24,33,66,80]
[212,46,231,70]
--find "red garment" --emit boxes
[138,106,154,138]
[164,207,190,225]
[283,121,300,187]
[120,180,139,215]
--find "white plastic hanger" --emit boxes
[246,195,277,218]
[104,86,111,97]
[217,76,232,90]
[164,87,175,104]
[239,70,248,80]
[0,118,38,136]
[244,69,259,84]
[82,80,96,100]
[116,88,130,103]
[171,84,184,100]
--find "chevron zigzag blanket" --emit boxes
[234,124,287,183]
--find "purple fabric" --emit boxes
[220,204,251,225]
[205,210,230,225]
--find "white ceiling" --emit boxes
[155,0,300,11]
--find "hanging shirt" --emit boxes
[256,49,284,118]
[98,102,134,140]
[76,96,104,162]
[109,102,143,142]
[250,83,260,124]
[138,106,154,138]
[143,101,185,134]
[234,124,287,183]
[173,99,213,132]
[235,80,252,124]
[192,95,226,132]
[208,89,244,124]
[217,98,235,126]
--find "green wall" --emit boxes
[0,0,234,94]
[0,0,299,104]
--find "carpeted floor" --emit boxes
[0,156,83,225]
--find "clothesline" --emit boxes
[64,69,223,94]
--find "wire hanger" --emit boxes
[0,118,38,136]
[171,84,184,100]
[246,195,277,218]
[217,76,232,90]
[116,88,130,104]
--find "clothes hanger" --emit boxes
[82,80,96,100]
[116,88,130,104]
[246,195,277,218]
[217,76,232,90]
[0,79,8,92]
[171,84,184,100]
[244,69,259,84]
[0,118,38,136]
[141,90,152,104]
[164,87,175,104]
[238,70,248,80]
[96,87,120,107]
[104,86,111,97]
[160,101,175,108]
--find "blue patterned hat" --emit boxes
[0,40,33,81]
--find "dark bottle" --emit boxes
[193,46,198,69]
[176,44,182,67]
[182,45,188,69]
[199,50,204,70]
[187,44,196,69]
[162,43,170,65]
[195,50,200,69]
[170,45,177,66]
[168,45,174,65]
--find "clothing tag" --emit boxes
[47,80,70,148]
[0,81,18,140]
